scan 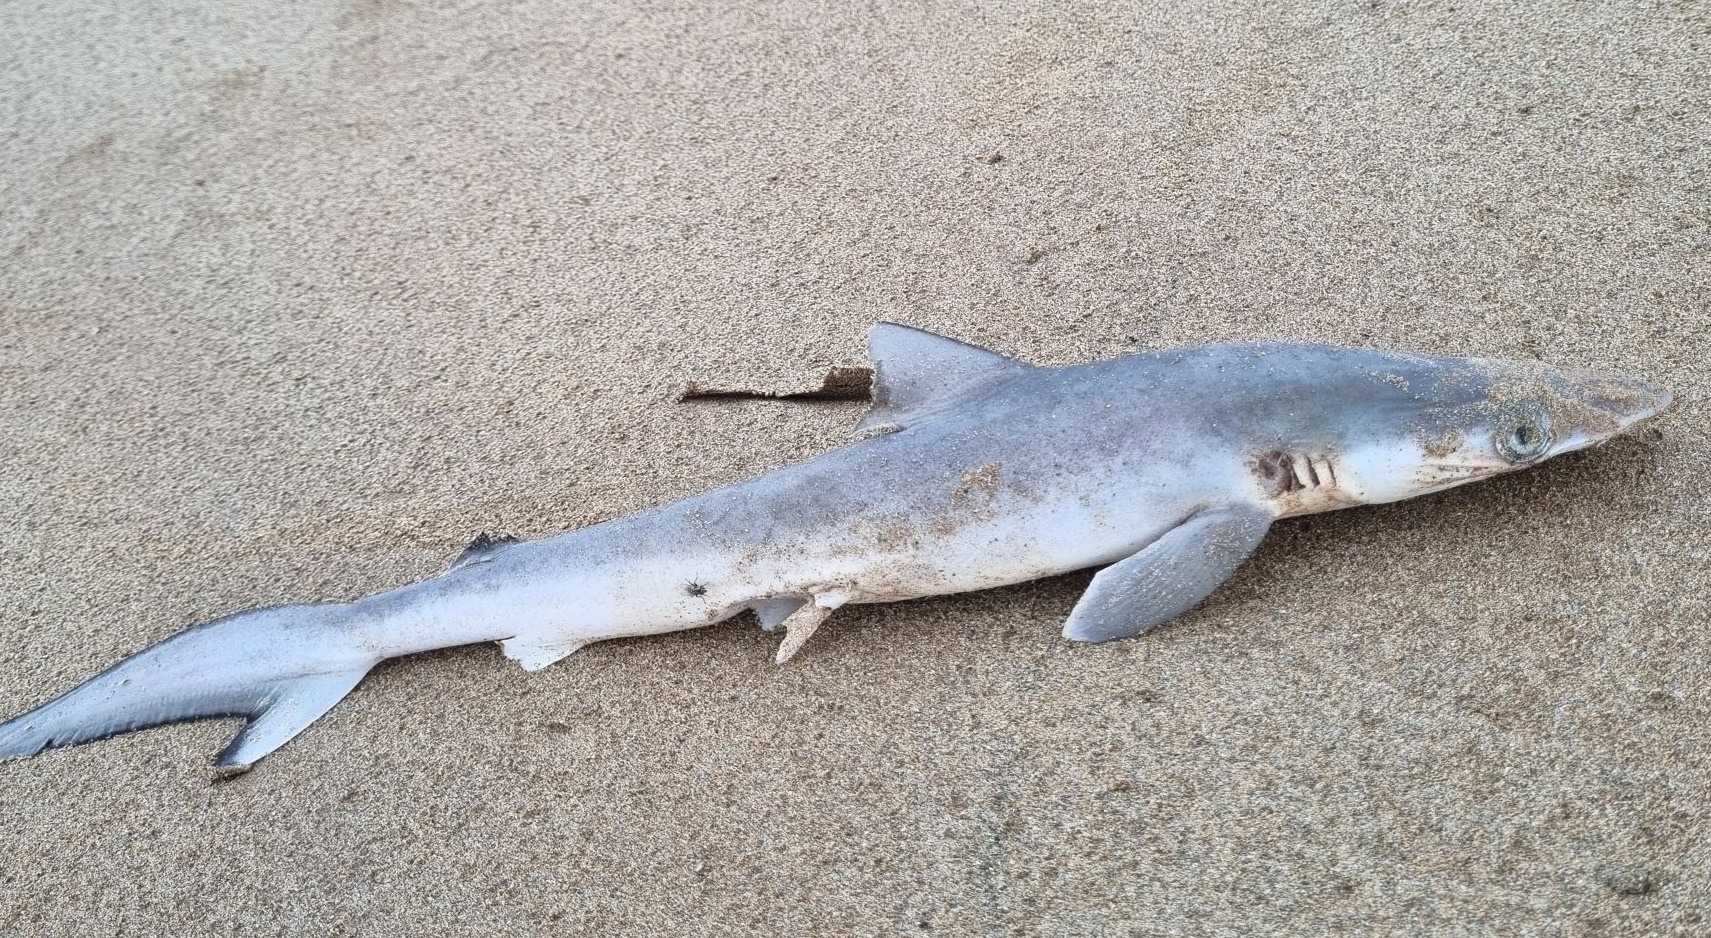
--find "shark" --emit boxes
[0,324,1672,770]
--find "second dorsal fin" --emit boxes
[854,323,1030,434]
[448,532,519,573]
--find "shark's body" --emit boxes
[0,325,1671,770]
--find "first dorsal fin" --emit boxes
[855,323,1030,434]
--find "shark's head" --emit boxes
[1327,354,1673,507]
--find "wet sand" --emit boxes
[1,0,1707,934]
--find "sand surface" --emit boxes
[2,0,1707,934]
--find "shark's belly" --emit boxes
[507,433,1242,640]
[722,457,1221,606]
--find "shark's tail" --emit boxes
[0,602,377,770]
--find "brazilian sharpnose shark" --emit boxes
[0,324,1671,771]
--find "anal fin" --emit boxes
[501,637,584,672]
[214,668,371,769]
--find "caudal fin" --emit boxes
[0,603,375,769]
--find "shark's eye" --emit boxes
[1497,414,1552,462]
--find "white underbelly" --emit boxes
[496,463,1220,651]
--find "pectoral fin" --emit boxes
[1063,504,1272,643]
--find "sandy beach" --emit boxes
[1,0,1706,933]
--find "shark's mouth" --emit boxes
[1414,460,1511,494]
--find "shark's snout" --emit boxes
[1615,380,1673,430]
[1532,367,1673,459]
[1554,368,1673,431]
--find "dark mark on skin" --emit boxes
[1253,451,1303,495]
[952,461,1003,505]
